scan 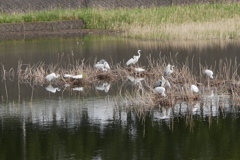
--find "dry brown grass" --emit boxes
[125,18,240,40]
[2,54,240,110]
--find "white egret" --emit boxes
[190,84,199,93]
[126,50,141,66]
[95,59,110,71]
[45,73,60,82]
[97,59,110,69]
[154,86,166,97]
[126,57,137,66]
[133,49,141,62]
[71,74,83,79]
[99,59,110,70]
[45,84,61,93]
[204,69,213,79]
[163,64,174,77]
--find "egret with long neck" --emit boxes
[126,50,141,66]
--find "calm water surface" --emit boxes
[0,35,240,160]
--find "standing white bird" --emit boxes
[126,50,141,66]
[190,84,199,93]
[45,73,60,82]
[133,49,141,62]
[95,59,110,71]
[204,69,214,79]
[163,64,174,77]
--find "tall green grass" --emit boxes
[1,3,240,40]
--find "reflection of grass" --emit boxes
[1,3,240,40]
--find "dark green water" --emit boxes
[0,98,239,160]
[0,35,240,160]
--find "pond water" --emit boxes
[0,35,240,160]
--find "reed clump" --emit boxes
[119,55,240,110]
[2,53,240,110]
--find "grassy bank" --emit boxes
[1,3,240,40]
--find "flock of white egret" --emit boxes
[44,49,214,98]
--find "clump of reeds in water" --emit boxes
[120,55,240,112]
[2,53,240,110]
[15,55,122,89]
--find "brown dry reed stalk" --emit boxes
[1,53,240,109]
[120,55,240,110]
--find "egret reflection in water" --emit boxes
[95,81,111,93]
[72,87,84,91]
[127,75,145,89]
[45,84,61,93]
[153,107,172,120]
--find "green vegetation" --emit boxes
[1,3,240,40]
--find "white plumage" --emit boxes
[126,50,141,66]
[64,74,73,78]
[154,107,171,120]
[95,63,105,69]
[45,73,60,82]
[127,75,145,84]
[45,84,61,93]
[164,79,171,89]
[103,62,110,70]
[204,69,213,79]
[126,57,137,66]
[191,84,199,93]
[163,64,174,76]
[95,82,111,93]
[154,86,166,97]
[72,87,84,91]
[95,59,110,71]
[64,74,83,79]
[134,67,145,72]
[71,74,83,79]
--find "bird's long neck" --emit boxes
[138,50,141,57]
